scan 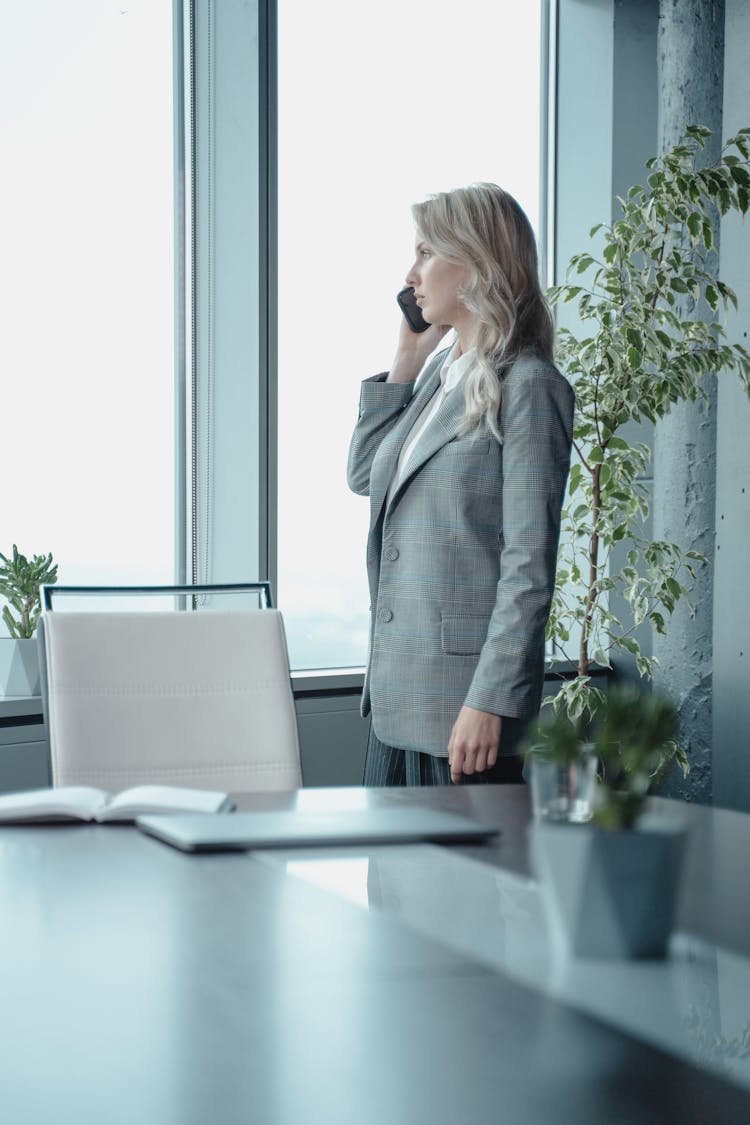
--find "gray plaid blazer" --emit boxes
[347,348,574,758]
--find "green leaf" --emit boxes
[717,281,738,310]
[567,463,583,494]
[702,219,714,251]
[665,577,683,599]
[2,605,20,639]
[730,165,750,187]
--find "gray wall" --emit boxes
[652,0,725,804]
[609,0,659,685]
[712,0,750,811]
[296,690,368,787]
[0,705,50,795]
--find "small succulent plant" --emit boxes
[0,545,58,639]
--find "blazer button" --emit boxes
[377,608,393,623]
[384,547,399,561]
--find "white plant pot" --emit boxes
[530,815,687,959]
[0,636,41,697]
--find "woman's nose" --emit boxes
[405,262,419,287]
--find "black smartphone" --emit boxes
[397,286,430,333]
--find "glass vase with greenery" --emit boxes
[525,684,679,831]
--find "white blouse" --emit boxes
[389,342,476,495]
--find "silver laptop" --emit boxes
[136,806,500,853]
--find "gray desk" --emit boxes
[1,787,749,1123]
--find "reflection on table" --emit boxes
[0,783,748,1123]
[273,841,750,1091]
[241,784,750,1092]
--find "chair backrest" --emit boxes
[40,608,302,792]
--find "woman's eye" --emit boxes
[421,249,431,259]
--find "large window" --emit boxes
[1,1,547,675]
[276,0,546,669]
[0,1,175,602]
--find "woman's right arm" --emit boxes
[347,320,449,496]
[345,375,414,496]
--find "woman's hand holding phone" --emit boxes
[396,286,430,333]
[387,287,451,384]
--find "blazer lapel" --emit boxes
[368,362,443,529]
[383,379,467,513]
[366,366,436,528]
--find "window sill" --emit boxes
[291,669,365,698]
[0,696,44,723]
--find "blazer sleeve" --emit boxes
[346,374,415,496]
[463,358,574,719]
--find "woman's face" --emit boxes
[405,239,469,329]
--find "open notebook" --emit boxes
[0,785,234,824]
[136,806,500,852]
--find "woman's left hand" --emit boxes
[447,706,502,784]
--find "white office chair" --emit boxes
[38,583,303,793]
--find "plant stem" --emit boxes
[572,439,592,474]
[579,462,602,676]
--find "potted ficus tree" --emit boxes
[527,685,687,958]
[527,127,750,957]
[0,545,58,697]
[545,124,750,725]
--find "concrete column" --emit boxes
[712,0,750,813]
[652,0,725,801]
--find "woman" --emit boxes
[347,183,574,785]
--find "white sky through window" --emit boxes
[277,0,543,668]
[0,0,174,610]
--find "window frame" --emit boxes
[183,0,555,680]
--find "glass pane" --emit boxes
[0,0,174,613]
[277,0,543,669]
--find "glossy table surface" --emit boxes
[1,784,749,1123]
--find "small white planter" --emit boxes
[531,815,687,959]
[0,637,41,697]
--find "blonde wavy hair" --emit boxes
[412,182,554,440]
